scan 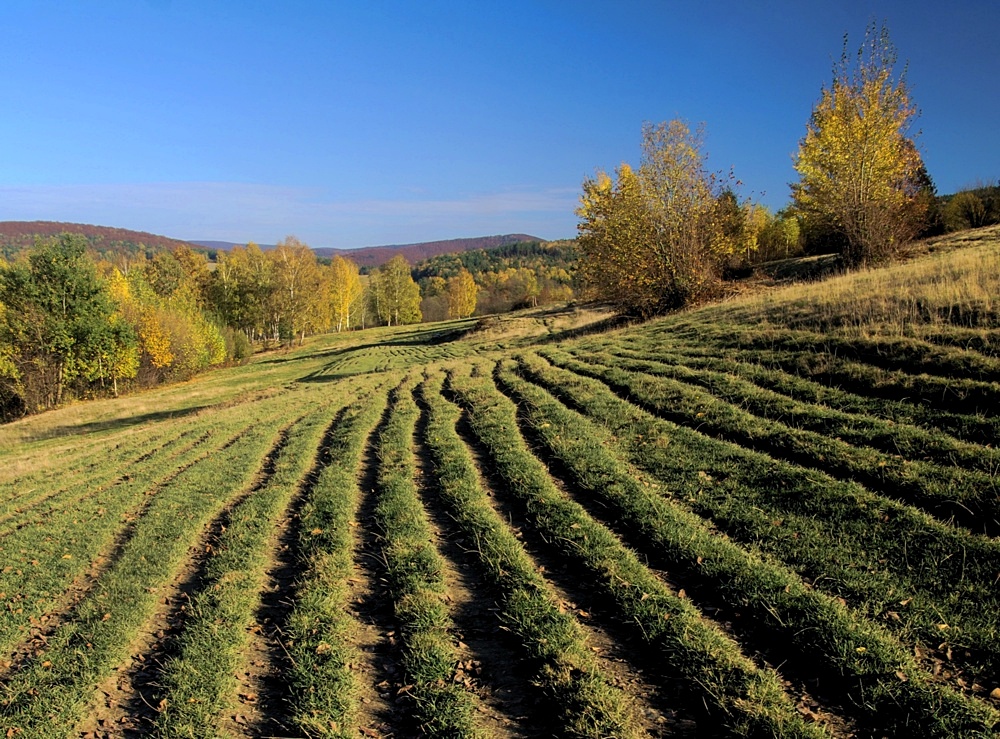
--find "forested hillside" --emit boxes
[413,240,578,318]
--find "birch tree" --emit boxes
[792,22,929,266]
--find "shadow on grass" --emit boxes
[297,324,475,384]
[33,405,212,442]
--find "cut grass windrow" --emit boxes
[564,347,1000,536]
[501,355,1000,737]
[417,373,642,739]
[0,414,261,662]
[601,343,1000,476]
[284,380,391,739]
[152,395,349,738]
[0,391,314,738]
[606,337,1000,450]
[653,319,1000,419]
[661,317,1000,385]
[531,348,1000,693]
[445,362,828,739]
[371,379,483,736]
[0,424,195,526]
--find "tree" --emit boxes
[270,236,324,345]
[792,22,929,266]
[370,255,422,326]
[0,234,121,408]
[446,269,479,318]
[577,120,741,316]
[329,255,363,331]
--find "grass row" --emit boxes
[417,372,642,738]
[564,347,999,535]
[445,362,827,738]
[284,380,391,738]
[605,336,1000,449]
[655,318,1000,419]
[0,411,265,661]
[601,342,1000,475]
[0,391,312,737]
[370,378,483,736]
[500,355,999,736]
[661,316,1000,384]
[0,423,198,529]
[152,394,347,737]
[529,348,1000,692]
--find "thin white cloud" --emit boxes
[0,182,580,247]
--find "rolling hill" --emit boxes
[0,221,544,269]
[190,233,544,268]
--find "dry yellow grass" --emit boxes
[720,225,1000,337]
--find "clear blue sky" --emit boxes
[1,1,997,249]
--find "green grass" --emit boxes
[370,378,483,736]
[0,390,310,737]
[500,353,999,736]
[529,348,1000,701]
[153,396,346,737]
[562,346,999,535]
[284,381,391,738]
[446,362,827,738]
[417,371,642,738]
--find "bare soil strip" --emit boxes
[77,426,293,738]
[503,394,856,737]
[347,409,413,738]
[229,407,351,738]
[451,408,697,737]
[411,401,540,738]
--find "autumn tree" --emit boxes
[329,255,363,331]
[792,22,929,266]
[370,255,422,326]
[0,234,130,408]
[446,269,478,318]
[577,120,741,316]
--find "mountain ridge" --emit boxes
[0,221,545,268]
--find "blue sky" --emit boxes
[1,1,997,249]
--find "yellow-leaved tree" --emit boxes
[577,120,744,316]
[446,269,478,318]
[792,22,930,266]
[329,255,363,331]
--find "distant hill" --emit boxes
[0,221,203,261]
[0,222,545,270]
[189,234,543,268]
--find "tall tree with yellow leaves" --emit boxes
[329,255,363,331]
[792,22,929,266]
[446,269,478,319]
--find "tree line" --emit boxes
[0,237,435,419]
[576,22,975,317]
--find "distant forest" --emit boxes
[411,240,578,319]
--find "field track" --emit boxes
[2,240,1000,737]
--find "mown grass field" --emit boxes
[1,231,999,738]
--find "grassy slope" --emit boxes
[1,227,999,737]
